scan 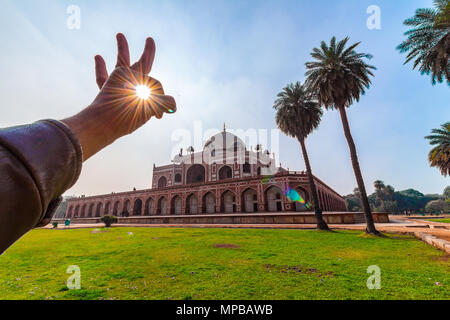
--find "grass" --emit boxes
[0,227,448,300]
[427,219,450,223]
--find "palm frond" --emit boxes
[304,37,375,109]
[273,82,323,140]
[425,122,450,176]
[397,1,450,84]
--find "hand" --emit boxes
[62,33,176,161]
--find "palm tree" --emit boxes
[274,82,329,231]
[425,122,450,176]
[397,0,450,84]
[305,36,379,235]
[373,180,385,208]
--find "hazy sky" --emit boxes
[0,0,448,197]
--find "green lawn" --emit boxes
[0,227,448,300]
[427,219,450,223]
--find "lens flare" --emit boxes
[285,188,311,209]
[135,85,151,100]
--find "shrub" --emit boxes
[100,215,118,228]
[52,222,58,229]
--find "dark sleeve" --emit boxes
[0,119,82,254]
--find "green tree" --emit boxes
[344,192,361,212]
[394,189,441,213]
[383,185,395,201]
[373,180,385,208]
[397,0,450,84]
[305,37,379,235]
[425,199,447,213]
[274,82,329,230]
[444,186,450,199]
[100,215,118,228]
[425,122,450,176]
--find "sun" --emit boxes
[135,85,151,100]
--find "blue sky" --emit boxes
[0,0,448,197]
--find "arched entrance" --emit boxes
[122,199,131,217]
[242,188,258,213]
[157,197,167,215]
[158,176,167,188]
[265,186,283,212]
[171,196,182,215]
[293,187,311,212]
[104,202,111,215]
[202,192,216,214]
[218,166,232,180]
[74,205,80,217]
[221,190,236,213]
[186,194,198,214]
[133,198,143,216]
[145,198,154,215]
[88,203,95,217]
[81,204,87,217]
[113,201,120,216]
[95,203,103,217]
[67,206,73,218]
[186,164,206,184]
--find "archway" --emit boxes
[145,198,154,215]
[133,198,143,216]
[218,166,232,180]
[174,173,182,183]
[88,203,95,217]
[122,199,131,217]
[242,188,258,213]
[293,187,311,212]
[95,203,103,217]
[202,192,216,214]
[104,202,111,215]
[221,190,236,213]
[186,194,198,214]
[74,205,80,217]
[113,201,120,216]
[265,186,283,212]
[67,206,73,218]
[157,197,167,215]
[81,204,87,218]
[186,164,206,184]
[158,176,167,188]
[171,195,182,215]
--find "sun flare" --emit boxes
[135,85,151,100]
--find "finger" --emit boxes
[147,77,164,95]
[131,37,156,75]
[115,33,131,68]
[152,94,177,114]
[95,55,108,89]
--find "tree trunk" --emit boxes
[338,106,379,235]
[298,137,330,231]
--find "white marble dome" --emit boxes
[203,131,246,152]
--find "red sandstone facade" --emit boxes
[66,130,346,220]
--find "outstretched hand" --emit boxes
[62,33,176,161]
